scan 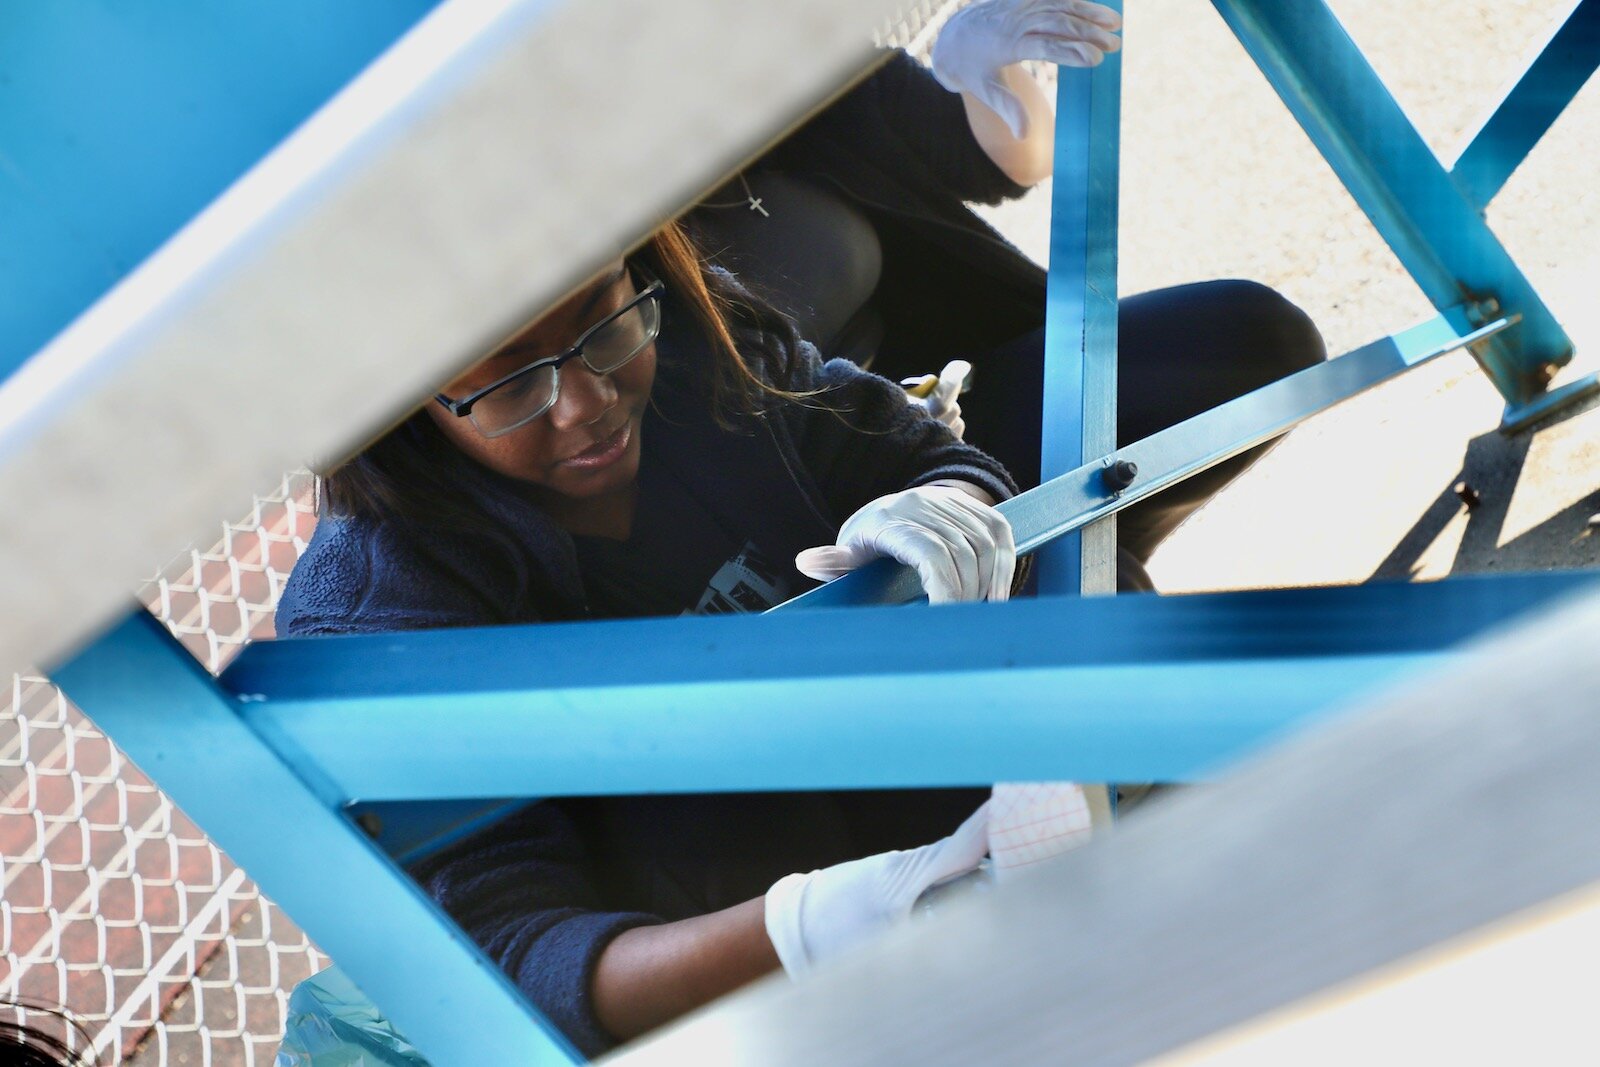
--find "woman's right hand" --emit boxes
[795,482,1016,603]
[764,803,990,976]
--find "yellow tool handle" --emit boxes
[901,364,975,399]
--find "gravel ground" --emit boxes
[975,0,1600,591]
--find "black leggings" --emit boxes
[955,280,1328,590]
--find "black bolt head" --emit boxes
[1102,459,1139,492]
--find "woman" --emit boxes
[281,3,1327,1050]
[279,223,1017,1056]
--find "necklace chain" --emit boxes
[696,172,770,217]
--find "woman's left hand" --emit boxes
[795,482,1016,603]
[931,0,1124,138]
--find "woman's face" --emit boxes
[426,262,656,504]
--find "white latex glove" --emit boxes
[765,803,990,976]
[901,359,971,440]
[794,483,1016,603]
[931,0,1124,138]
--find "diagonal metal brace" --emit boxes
[1211,0,1579,422]
[782,308,1516,611]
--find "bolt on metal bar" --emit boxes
[780,308,1516,611]
[1008,311,1517,557]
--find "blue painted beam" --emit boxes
[1451,0,1600,211]
[51,611,582,1067]
[1037,1,1124,597]
[782,307,1514,611]
[1211,0,1573,409]
[0,1,439,379]
[214,572,1595,800]
[1006,311,1514,557]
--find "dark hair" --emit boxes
[321,220,806,532]
[0,1004,95,1066]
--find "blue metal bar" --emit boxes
[781,308,1514,610]
[1211,0,1574,412]
[1036,1,1123,597]
[50,611,582,1067]
[0,0,438,377]
[347,798,535,866]
[1499,370,1600,432]
[216,572,1594,799]
[1007,310,1516,556]
[1451,0,1600,211]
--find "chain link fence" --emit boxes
[1,474,326,1065]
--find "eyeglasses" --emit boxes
[435,268,665,438]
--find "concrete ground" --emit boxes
[975,0,1600,592]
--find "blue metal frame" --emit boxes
[1036,1,1124,597]
[52,573,1597,1062]
[50,612,583,1066]
[349,798,535,867]
[1450,0,1600,212]
[781,307,1515,611]
[207,571,1592,798]
[0,0,439,378]
[26,2,1600,1062]
[1211,0,1599,427]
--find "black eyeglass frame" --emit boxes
[433,269,665,427]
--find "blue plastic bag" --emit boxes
[275,967,431,1067]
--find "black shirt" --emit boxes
[573,418,798,618]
